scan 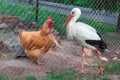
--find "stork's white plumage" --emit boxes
[63,8,108,74]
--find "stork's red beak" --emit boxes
[63,14,74,26]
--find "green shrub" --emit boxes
[76,0,90,7]
[44,0,120,12]
[0,0,115,35]
[25,76,37,80]
[104,61,120,74]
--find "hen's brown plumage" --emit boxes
[19,17,58,64]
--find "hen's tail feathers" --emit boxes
[19,29,23,40]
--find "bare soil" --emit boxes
[0,39,97,77]
[0,29,120,79]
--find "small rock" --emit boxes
[100,57,108,61]
[0,23,8,29]
[14,23,24,34]
[0,40,10,52]
[27,22,41,30]
[113,57,118,60]
[10,44,27,58]
[19,18,26,24]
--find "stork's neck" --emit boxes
[67,15,80,27]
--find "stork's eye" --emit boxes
[72,12,74,14]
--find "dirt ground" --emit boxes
[0,40,96,77]
[0,29,120,79]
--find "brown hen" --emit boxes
[19,17,60,64]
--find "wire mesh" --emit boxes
[0,0,120,79]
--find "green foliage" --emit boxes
[104,61,120,74]
[90,0,118,12]
[0,75,4,80]
[0,1,36,22]
[46,69,84,80]
[100,76,111,80]
[44,0,78,5]
[25,76,38,80]
[0,0,116,35]
[116,1,120,12]
[1,62,120,80]
[0,74,13,80]
[44,0,120,12]
[76,0,90,7]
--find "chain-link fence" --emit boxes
[0,0,120,79]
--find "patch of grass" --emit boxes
[0,67,119,80]
[25,76,38,80]
[0,74,13,80]
[100,76,111,80]
[0,75,40,80]
[84,72,104,80]
[46,68,84,80]
[0,0,36,22]
[45,69,115,80]
[0,75,4,80]
[0,0,116,35]
[92,61,120,75]
[104,61,120,74]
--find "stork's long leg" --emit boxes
[79,46,85,73]
[96,49,102,74]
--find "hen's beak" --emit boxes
[63,14,74,26]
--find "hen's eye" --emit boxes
[72,12,74,14]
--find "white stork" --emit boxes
[63,8,108,74]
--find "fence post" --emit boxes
[36,0,39,22]
[117,13,120,33]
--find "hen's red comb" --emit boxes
[48,16,54,22]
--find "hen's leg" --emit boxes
[36,60,40,64]
[36,59,44,65]
[25,50,29,57]
[96,49,102,74]
[79,46,85,73]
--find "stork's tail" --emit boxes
[99,40,109,52]
[85,40,109,52]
